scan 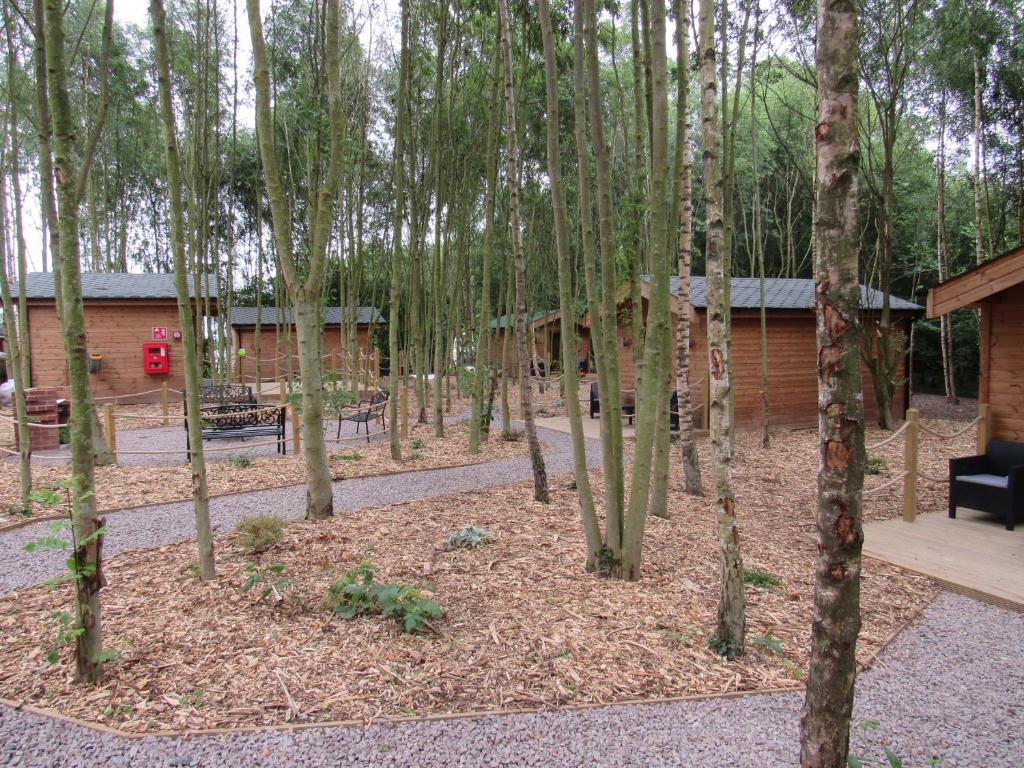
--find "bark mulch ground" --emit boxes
[0,427,938,734]
[0,422,533,528]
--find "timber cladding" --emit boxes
[984,282,1024,441]
[25,299,191,402]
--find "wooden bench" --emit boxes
[949,439,1024,531]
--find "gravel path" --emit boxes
[0,424,600,593]
[1,592,1019,767]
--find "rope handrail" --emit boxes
[0,413,63,429]
[918,415,983,440]
[917,469,949,484]
[862,471,909,496]
[865,421,910,451]
[95,388,166,401]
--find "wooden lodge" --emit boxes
[602,276,920,430]
[489,310,591,375]
[928,245,1024,441]
[1,272,212,402]
[229,305,384,379]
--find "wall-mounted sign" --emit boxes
[152,326,168,341]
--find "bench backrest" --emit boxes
[199,384,254,405]
[986,440,1024,475]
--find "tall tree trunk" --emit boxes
[150,0,215,580]
[750,6,769,449]
[936,92,957,405]
[583,0,626,554]
[699,0,746,654]
[430,0,448,438]
[538,0,601,570]
[0,164,32,513]
[799,0,866,762]
[468,48,502,454]
[246,0,344,519]
[388,0,410,462]
[42,0,114,685]
[497,0,548,503]
[671,0,703,498]
[972,55,985,267]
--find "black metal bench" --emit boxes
[949,439,1024,531]
[183,385,285,458]
[337,389,389,443]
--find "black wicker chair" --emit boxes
[949,439,1024,531]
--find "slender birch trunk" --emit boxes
[246,0,344,518]
[538,0,600,568]
[388,0,410,462]
[936,93,956,404]
[973,55,985,267]
[0,168,31,513]
[42,0,114,684]
[497,0,548,503]
[469,49,501,454]
[670,0,703,500]
[699,0,745,653]
[430,0,448,438]
[150,0,215,580]
[584,0,626,552]
[799,0,865,762]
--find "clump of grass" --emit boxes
[864,454,887,475]
[235,514,287,554]
[411,438,426,450]
[500,429,525,442]
[227,454,252,469]
[334,452,363,461]
[743,569,782,588]
[445,525,494,550]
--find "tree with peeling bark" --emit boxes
[246,0,345,520]
[40,0,114,684]
[799,0,866,763]
[698,0,746,654]
[672,0,703,498]
[150,0,215,580]
[496,0,548,504]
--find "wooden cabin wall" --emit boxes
[984,283,1024,441]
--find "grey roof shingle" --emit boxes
[229,306,384,327]
[18,272,212,301]
[644,276,920,312]
[488,310,555,330]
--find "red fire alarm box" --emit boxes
[143,343,170,375]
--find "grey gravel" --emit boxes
[1,592,1020,767]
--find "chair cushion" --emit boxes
[956,473,1009,489]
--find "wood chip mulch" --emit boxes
[0,426,940,734]
[0,422,534,528]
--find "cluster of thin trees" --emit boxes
[0,0,1020,764]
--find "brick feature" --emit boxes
[15,387,61,453]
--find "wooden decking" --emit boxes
[863,508,1024,610]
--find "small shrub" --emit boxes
[411,438,426,450]
[324,561,441,634]
[227,454,253,469]
[864,454,887,475]
[445,525,494,549]
[750,634,783,654]
[708,635,741,659]
[235,514,286,553]
[1,501,27,518]
[334,452,363,462]
[501,429,525,442]
[58,425,71,445]
[241,562,300,606]
[743,569,782,588]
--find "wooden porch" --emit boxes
[863,507,1024,611]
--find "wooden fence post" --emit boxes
[291,404,301,454]
[279,378,287,405]
[104,403,117,465]
[161,381,169,426]
[976,402,991,454]
[701,369,711,431]
[237,352,245,386]
[902,407,919,522]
